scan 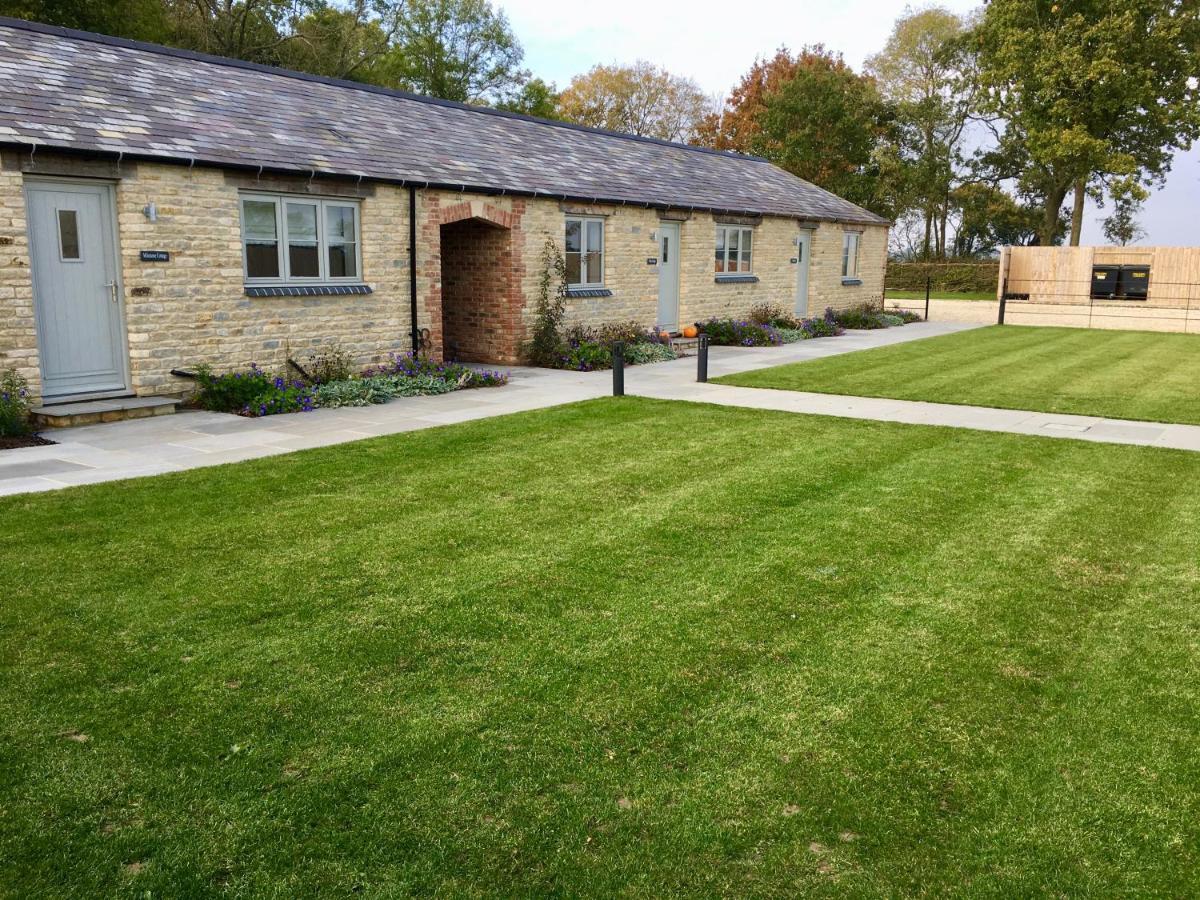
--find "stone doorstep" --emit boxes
[31,396,180,428]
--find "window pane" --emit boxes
[289,244,320,278]
[243,200,277,239]
[585,250,602,284]
[246,241,279,278]
[57,209,80,259]
[586,220,602,253]
[326,204,356,242]
[715,228,725,273]
[741,230,752,272]
[286,202,318,240]
[565,251,582,285]
[328,242,357,278]
[565,220,582,253]
[727,229,739,255]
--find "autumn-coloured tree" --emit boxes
[698,48,893,215]
[693,48,806,152]
[557,62,710,142]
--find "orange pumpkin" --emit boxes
[659,330,672,341]
[682,325,699,339]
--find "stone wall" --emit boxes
[0,153,36,396]
[0,155,887,401]
[516,201,888,335]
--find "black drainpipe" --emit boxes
[408,185,420,355]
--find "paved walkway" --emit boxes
[3,320,1198,497]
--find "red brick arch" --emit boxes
[434,199,526,364]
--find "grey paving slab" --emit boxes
[0,476,62,496]
[0,458,91,480]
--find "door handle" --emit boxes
[104,280,118,303]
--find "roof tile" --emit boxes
[0,19,889,225]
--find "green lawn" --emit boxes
[885,289,995,301]
[720,324,1200,425]
[3,398,1199,896]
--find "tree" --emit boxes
[165,0,309,63]
[279,2,402,82]
[1101,194,1148,246]
[557,62,710,142]
[972,0,1200,247]
[495,77,560,119]
[750,49,893,214]
[948,183,1050,256]
[379,0,527,103]
[694,48,814,152]
[0,0,169,40]
[866,7,975,258]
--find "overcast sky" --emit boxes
[500,0,1197,246]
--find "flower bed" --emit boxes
[193,352,508,418]
[554,322,678,372]
[830,303,922,330]
[699,305,845,347]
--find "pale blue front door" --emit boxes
[795,230,813,317]
[657,222,681,332]
[26,180,129,399]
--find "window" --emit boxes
[842,232,861,279]
[240,194,361,283]
[715,225,753,274]
[565,217,604,288]
[57,208,80,261]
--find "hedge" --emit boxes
[886,260,999,294]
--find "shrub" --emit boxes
[886,259,998,294]
[890,307,923,324]
[306,343,355,384]
[699,318,782,347]
[361,352,508,388]
[559,340,612,372]
[622,342,676,365]
[829,303,893,330]
[193,364,315,417]
[0,368,32,437]
[804,311,845,338]
[524,237,568,366]
[312,378,395,409]
[747,302,784,326]
[549,323,676,371]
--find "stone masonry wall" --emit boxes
[0,153,36,396]
[0,157,886,402]
[516,201,888,334]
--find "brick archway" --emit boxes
[437,201,524,364]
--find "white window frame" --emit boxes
[842,231,861,279]
[565,216,605,289]
[715,225,753,274]
[239,193,363,285]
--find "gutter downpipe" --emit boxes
[408,185,420,354]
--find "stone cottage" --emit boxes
[0,17,889,406]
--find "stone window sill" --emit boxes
[715,274,759,284]
[244,284,373,298]
[565,287,613,298]
[841,278,863,286]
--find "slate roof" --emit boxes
[0,18,889,225]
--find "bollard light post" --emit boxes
[612,341,625,396]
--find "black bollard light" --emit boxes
[697,334,709,383]
[612,341,625,396]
